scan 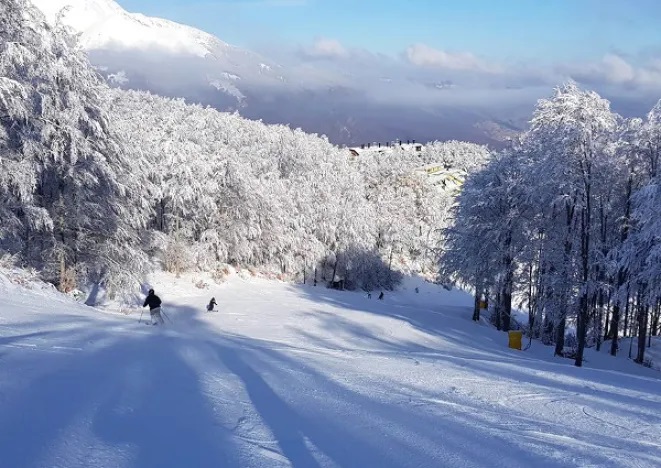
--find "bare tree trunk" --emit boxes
[556,203,575,357]
[59,251,66,293]
[473,289,481,322]
[610,177,632,356]
[472,278,483,322]
[575,164,592,367]
[635,298,649,364]
[648,307,654,348]
[650,300,660,338]
[575,294,589,367]
[555,313,566,356]
[331,251,340,282]
[624,296,631,338]
[603,296,611,342]
[610,300,622,355]
[528,262,535,334]
[501,230,513,332]
[501,283,512,332]
[595,290,604,352]
[494,290,502,331]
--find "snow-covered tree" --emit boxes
[440,83,661,367]
[0,0,148,293]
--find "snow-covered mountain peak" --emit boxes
[31,0,122,29]
[30,0,230,57]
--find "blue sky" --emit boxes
[109,0,661,110]
[117,0,660,64]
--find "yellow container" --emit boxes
[508,330,523,350]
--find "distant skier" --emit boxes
[143,289,164,325]
[378,291,384,300]
[207,297,217,312]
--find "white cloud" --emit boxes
[562,54,661,89]
[302,38,349,60]
[405,43,501,73]
[601,54,636,83]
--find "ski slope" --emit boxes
[0,270,660,468]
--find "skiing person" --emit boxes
[207,297,217,312]
[378,291,384,300]
[143,288,164,325]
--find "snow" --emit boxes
[30,0,228,57]
[29,0,284,102]
[1,268,660,468]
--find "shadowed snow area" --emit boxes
[0,271,659,468]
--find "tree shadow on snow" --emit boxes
[0,313,237,468]
[203,334,594,468]
[91,337,235,468]
[2,301,658,468]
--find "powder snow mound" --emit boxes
[0,267,95,311]
[0,267,55,296]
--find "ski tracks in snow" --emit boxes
[1,276,660,467]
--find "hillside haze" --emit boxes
[30,0,525,146]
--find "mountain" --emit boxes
[31,0,285,107]
[30,0,525,146]
[33,0,225,57]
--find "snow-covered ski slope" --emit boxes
[1,270,659,468]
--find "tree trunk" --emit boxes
[595,290,604,352]
[575,294,589,367]
[501,230,513,332]
[58,251,66,293]
[575,166,591,367]
[624,297,631,337]
[556,202,575,357]
[555,314,566,356]
[635,300,648,364]
[603,298,611,342]
[501,283,512,332]
[651,300,660,338]
[473,289,481,322]
[494,291,502,331]
[610,177,632,355]
[331,252,340,282]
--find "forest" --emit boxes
[1,0,659,366]
[0,0,487,292]
[442,83,661,367]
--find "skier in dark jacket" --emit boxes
[207,297,217,312]
[143,289,164,325]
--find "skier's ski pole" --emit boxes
[139,309,144,324]
[162,309,173,324]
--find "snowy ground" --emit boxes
[1,270,660,468]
